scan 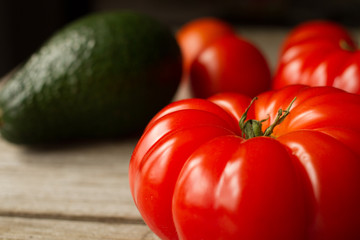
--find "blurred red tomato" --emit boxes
[176,18,235,79]
[190,35,271,98]
[274,20,360,94]
[279,20,355,55]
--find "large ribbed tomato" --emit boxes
[274,21,360,94]
[129,85,360,240]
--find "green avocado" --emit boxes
[0,11,182,144]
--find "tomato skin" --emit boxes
[190,35,271,98]
[279,20,355,54]
[129,85,360,240]
[277,130,360,240]
[176,18,235,79]
[173,136,310,240]
[132,126,235,239]
[274,21,360,94]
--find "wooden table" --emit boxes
[0,137,161,239]
[0,27,324,239]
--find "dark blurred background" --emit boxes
[1,0,360,77]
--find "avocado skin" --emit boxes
[0,11,182,144]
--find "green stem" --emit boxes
[239,97,296,139]
[340,40,356,52]
[239,97,257,130]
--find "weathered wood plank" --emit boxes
[0,216,159,240]
[0,138,141,219]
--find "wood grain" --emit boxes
[0,138,141,219]
[0,216,159,240]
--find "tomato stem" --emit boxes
[340,40,356,52]
[239,97,296,139]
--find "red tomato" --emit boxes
[129,85,360,240]
[190,35,271,98]
[274,20,360,94]
[279,20,355,55]
[176,18,235,79]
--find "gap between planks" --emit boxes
[0,210,145,225]
[0,216,159,240]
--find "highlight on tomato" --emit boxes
[274,20,360,94]
[129,85,360,240]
